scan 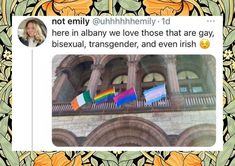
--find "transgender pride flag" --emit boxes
[143,84,166,105]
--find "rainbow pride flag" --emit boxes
[113,87,137,107]
[94,87,115,104]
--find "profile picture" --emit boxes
[18,18,47,47]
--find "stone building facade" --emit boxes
[52,55,216,146]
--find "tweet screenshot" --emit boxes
[12,16,223,151]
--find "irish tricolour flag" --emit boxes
[71,91,92,111]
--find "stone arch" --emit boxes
[99,55,128,66]
[83,116,170,146]
[175,124,216,146]
[57,55,95,73]
[52,128,78,147]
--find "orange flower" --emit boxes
[153,152,202,166]
[143,0,194,16]
[34,152,82,166]
[41,0,92,16]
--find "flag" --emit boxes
[113,87,137,107]
[94,87,115,104]
[71,91,92,111]
[144,84,166,105]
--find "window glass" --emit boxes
[143,73,165,82]
[192,86,203,93]
[112,75,128,84]
[178,71,199,80]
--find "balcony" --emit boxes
[52,94,216,116]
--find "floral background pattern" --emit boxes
[0,0,235,165]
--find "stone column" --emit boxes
[87,64,104,97]
[52,72,68,102]
[165,56,180,94]
[127,60,139,89]
[165,55,183,109]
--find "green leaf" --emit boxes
[24,155,32,166]
[91,8,98,16]
[138,8,145,16]
[4,80,11,102]
[216,134,235,166]
[3,0,14,25]
[233,45,235,56]
[0,73,6,81]
[30,152,37,161]
[201,7,211,14]
[200,0,208,6]
[0,116,8,136]
[224,30,235,48]
[37,9,44,16]
[109,160,119,166]
[119,152,142,163]
[225,67,231,79]
[15,0,28,15]
[0,26,7,33]
[207,0,221,15]
[191,9,198,16]
[2,60,12,67]
[0,133,20,165]
[27,0,37,6]
[91,157,98,166]
[7,27,12,38]
[0,31,11,47]
[137,157,145,166]
[0,82,7,88]
[5,67,11,80]
[223,27,229,38]
[223,60,231,66]
[93,152,118,164]
[0,45,3,56]
[0,157,6,166]
[224,0,232,25]
[119,0,141,11]
[94,0,118,11]
[25,7,34,14]
[100,13,112,16]
[227,116,235,136]
[124,13,136,16]
[224,100,235,114]
[0,100,11,114]
[127,160,133,166]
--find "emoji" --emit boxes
[200,39,210,49]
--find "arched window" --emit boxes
[178,71,199,80]
[112,75,128,85]
[141,73,166,97]
[111,75,127,92]
[178,70,203,94]
[143,73,165,82]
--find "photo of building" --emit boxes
[52,55,216,147]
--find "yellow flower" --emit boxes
[223,50,233,60]
[143,0,194,16]
[153,152,202,166]
[34,152,82,166]
[41,0,92,16]
[3,50,12,60]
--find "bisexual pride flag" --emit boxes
[144,84,166,105]
[113,87,137,107]
[94,87,115,104]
